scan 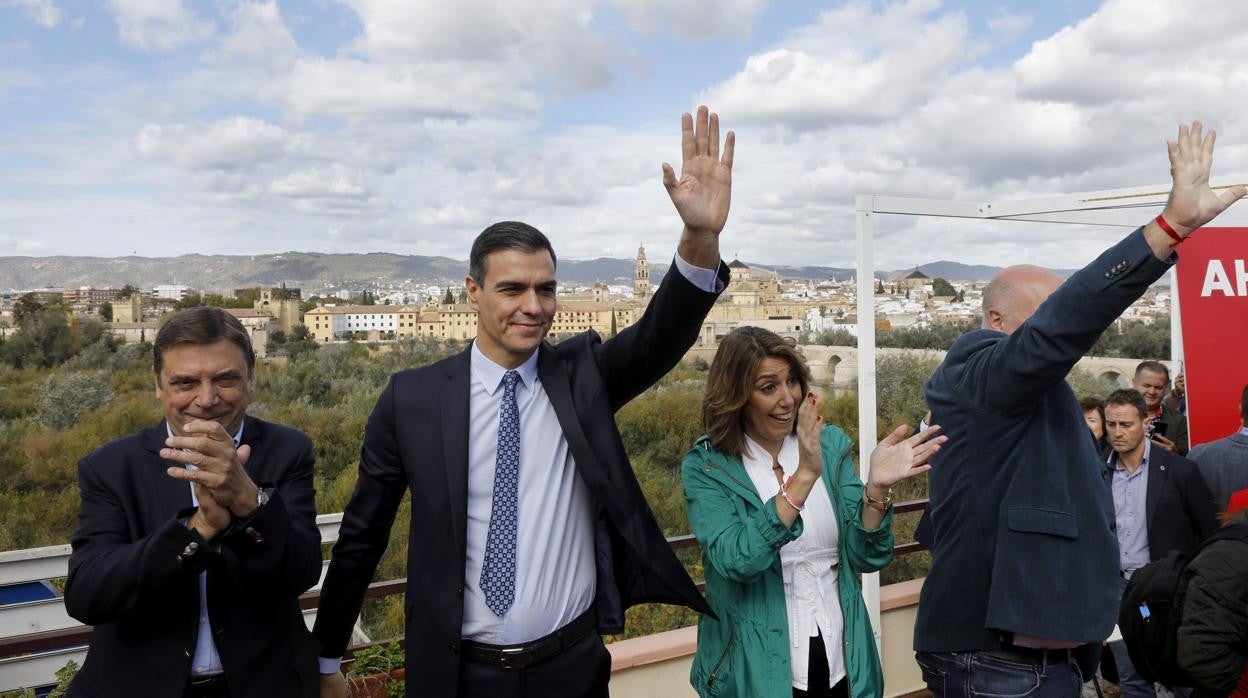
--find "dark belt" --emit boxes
[461,608,596,670]
[980,646,1072,666]
[185,675,231,698]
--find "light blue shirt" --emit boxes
[167,422,244,678]
[1111,439,1151,573]
[319,254,720,672]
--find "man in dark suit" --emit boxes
[1103,388,1218,698]
[1133,360,1190,455]
[1188,383,1248,509]
[915,121,1245,697]
[314,105,734,697]
[65,306,322,698]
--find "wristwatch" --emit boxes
[254,486,272,511]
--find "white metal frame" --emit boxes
[853,178,1246,649]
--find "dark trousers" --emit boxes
[457,629,611,698]
[793,633,849,698]
[917,649,1083,697]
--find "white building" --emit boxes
[152,284,190,301]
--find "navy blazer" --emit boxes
[314,261,725,696]
[65,417,322,698]
[1107,446,1218,564]
[916,228,1173,652]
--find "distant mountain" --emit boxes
[0,252,1093,294]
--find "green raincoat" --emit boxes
[682,424,894,698]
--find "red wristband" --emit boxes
[1156,214,1184,246]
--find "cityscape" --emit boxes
[0,244,1175,359]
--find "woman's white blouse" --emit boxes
[743,434,846,691]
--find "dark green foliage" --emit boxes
[1089,315,1170,358]
[813,328,857,346]
[2,308,76,368]
[931,278,956,297]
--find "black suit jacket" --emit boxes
[1121,446,1219,562]
[65,417,322,698]
[314,261,725,695]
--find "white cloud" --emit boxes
[215,1,296,65]
[105,0,214,52]
[136,117,304,171]
[699,0,972,130]
[608,0,765,39]
[1015,0,1248,108]
[338,0,616,91]
[2,0,63,28]
[283,56,542,122]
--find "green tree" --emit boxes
[38,371,115,430]
[813,328,857,346]
[174,292,203,310]
[931,278,956,297]
[14,293,44,325]
[443,288,454,305]
[99,302,113,322]
[3,309,75,368]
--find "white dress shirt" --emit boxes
[170,421,244,678]
[742,434,846,692]
[318,254,722,672]
[461,342,597,643]
[460,253,722,644]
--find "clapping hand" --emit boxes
[163,419,260,519]
[867,424,946,491]
[795,392,824,479]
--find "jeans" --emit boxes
[916,650,1084,697]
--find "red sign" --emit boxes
[1175,227,1248,448]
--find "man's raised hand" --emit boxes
[1161,121,1247,236]
[663,105,734,246]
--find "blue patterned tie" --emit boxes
[481,370,520,616]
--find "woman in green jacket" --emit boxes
[683,326,944,698]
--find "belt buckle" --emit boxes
[498,646,528,670]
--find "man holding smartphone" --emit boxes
[1134,360,1189,455]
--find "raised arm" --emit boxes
[597,106,734,408]
[664,105,734,269]
[964,122,1245,411]
[1143,122,1246,258]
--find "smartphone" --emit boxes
[1151,421,1170,438]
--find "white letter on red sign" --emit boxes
[1238,260,1248,296]
[1202,260,1234,297]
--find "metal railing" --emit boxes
[0,500,930,688]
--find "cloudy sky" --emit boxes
[3,0,1248,270]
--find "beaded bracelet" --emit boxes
[779,476,805,512]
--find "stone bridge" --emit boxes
[685,344,1156,392]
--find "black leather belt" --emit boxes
[185,675,230,698]
[461,608,596,670]
[981,646,1072,666]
